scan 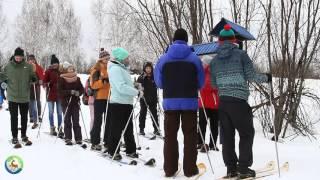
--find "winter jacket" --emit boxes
[43,65,60,101]
[89,60,110,100]
[154,40,205,111]
[57,72,84,108]
[108,60,138,105]
[30,62,44,100]
[0,59,37,103]
[210,42,268,101]
[137,63,157,104]
[199,65,219,109]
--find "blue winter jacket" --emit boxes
[154,40,205,110]
[108,60,138,105]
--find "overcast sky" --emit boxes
[2,0,100,60]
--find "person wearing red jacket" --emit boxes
[43,55,63,138]
[198,56,220,152]
[27,54,44,129]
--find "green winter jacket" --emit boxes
[0,60,37,103]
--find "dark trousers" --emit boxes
[63,104,82,141]
[164,110,198,177]
[219,96,254,171]
[9,102,29,138]
[139,100,159,131]
[198,108,219,148]
[108,103,136,155]
[90,99,110,145]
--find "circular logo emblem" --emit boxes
[4,155,24,174]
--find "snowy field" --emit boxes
[0,74,319,180]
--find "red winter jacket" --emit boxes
[199,65,219,109]
[43,65,60,101]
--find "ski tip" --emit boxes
[130,160,138,165]
[266,161,276,169]
[197,163,207,170]
[282,162,289,172]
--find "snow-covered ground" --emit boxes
[0,74,319,180]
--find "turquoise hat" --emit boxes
[111,48,129,62]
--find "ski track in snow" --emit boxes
[0,74,319,179]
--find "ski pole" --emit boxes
[198,92,219,151]
[55,96,72,143]
[111,97,140,162]
[33,83,39,124]
[37,85,51,138]
[79,102,89,140]
[101,88,111,144]
[142,96,162,137]
[269,83,281,177]
[132,108,141,150]
[197,122,215,175]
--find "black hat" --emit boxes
[173,28,188,42]
[50,54,60,65]
[14,47,24,57]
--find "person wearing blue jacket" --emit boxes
[154,29,205,178]
[107,47,141,161]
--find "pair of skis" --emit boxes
[99,151,156,167]
[217,161,289,180]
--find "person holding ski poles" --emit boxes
[58,62,84,146]
[44,54,64,138]
[210,24,272,179]
[197,55,220,152]
[89,48,111,151]
[27,54,44,129]
[107,47,141,160]
[0,47,37,148]
[154,28,205,178]
[137,61,160,136]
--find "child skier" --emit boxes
[58,62,84,145]
[137,62,159,136]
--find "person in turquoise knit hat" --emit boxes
[210,24,272,179]
[106,47,142,160]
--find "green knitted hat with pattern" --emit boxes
[219,24,236,41]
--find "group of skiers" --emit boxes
[0,24,272,179]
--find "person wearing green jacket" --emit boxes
[0,47,37,148]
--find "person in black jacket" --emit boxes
[137,62,159,136]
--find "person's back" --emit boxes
[154,29,204,178]
[210,24,271,179]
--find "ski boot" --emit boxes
[139,129,145,135]
[58,127,64,139]
[238,168,255,179]
[50,126,57,136]
[32,123,39,129]
[12,138,22,148]
[91,144,102,151]
[65,139,73,146]
[22,136,32,146]
[126,152,139,158]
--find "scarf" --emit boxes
[60,72,77,83]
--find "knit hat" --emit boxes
[14,47,24,57]
[111,47,129,62]
[99,48,110,58]
[173,28,188,42]
[62,61,73,70]
[219,24,236,41]
[50,54,60,65]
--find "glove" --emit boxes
[31,76,37,83]
[266,73,272,83]
[102,78,109,84]
[134,82,143,91]
[1,82,7,89]
[138,90,144,98]
[71,90,80,96]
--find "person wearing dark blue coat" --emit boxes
[154,28,205,178]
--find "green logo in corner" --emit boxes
[4,155,24,174]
